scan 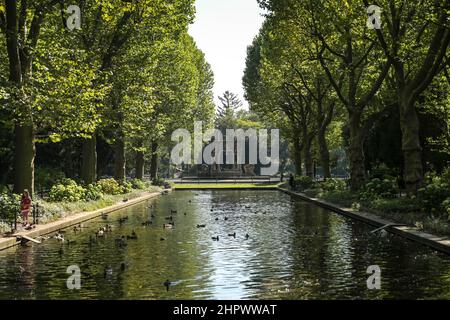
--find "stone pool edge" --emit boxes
[279,188,450,255]
[0,190,169,251]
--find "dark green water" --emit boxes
[0,190,449,300]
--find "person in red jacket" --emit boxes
[20,190,32,227]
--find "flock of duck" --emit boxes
[36,197,253,291]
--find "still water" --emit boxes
[0,190,449,300]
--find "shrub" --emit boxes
[0,192,20,222]
[320,190,358,207]
[84,183,104,201]
[130,179,149,190]
[358,178,398,202]
[418,181,450,216]
[369,198,422,214]
[369,163,398,180]
[294,176,315,190]
[303,188,322,198]
[444,199,450,220]
[320,178,347,192]
[49,179,86,202]
[152,177,166,187]
[97,178,122,195]
[120,181,133,194]
[441,167,450,184]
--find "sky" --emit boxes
[188,0,265,109]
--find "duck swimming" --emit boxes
[55,232,65,242]
[115,236,127,248]
[164,223,174,229]
[196,224,206,228]
[212,236,219,241]
[228,233,236,238]
[127,230,138,240]
[118,216,129,223]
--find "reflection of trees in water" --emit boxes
[120,195,208,299]
[1,191,450,299]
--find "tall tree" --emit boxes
[365,0,450,193]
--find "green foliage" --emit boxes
[152,177,166,187]
[441,167,450,184]
[303,188,322,198]
[418,180,450,216]
[444,199,450,220]
[294,176,315,190]
[97,179,122,195]
[0,191,20,222]
[84,184,104,201]
[320,178,347,192]
[320,190,358,207]
[49,179,86,202]
[120,181,133,194]
[130,179,150,190]
[369,198,422,214]
[358,178,398,202]
[369,164,398,180]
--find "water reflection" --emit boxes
[0,190,449,299]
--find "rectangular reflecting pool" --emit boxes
[0,190,449,299]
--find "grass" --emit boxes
[173,183,282,190]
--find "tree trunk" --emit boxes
[292,136,302,176]
[317,129,331,179]
[81,135,97,184]
[114,138,126,183]
[150,142,158,179]
[13,124,35,196]
[6,0,35,196]
[399,95,423,194]
[135,151,145,180]
[348,111,366,191]
[303,137,314,179]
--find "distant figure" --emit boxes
[20,190,32,227]
[289,174,295,189]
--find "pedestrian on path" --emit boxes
[20,190,32,227]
